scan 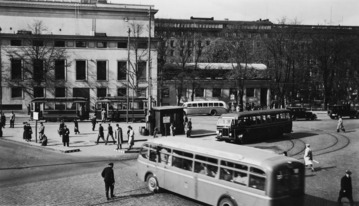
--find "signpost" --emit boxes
[33,112,39,143]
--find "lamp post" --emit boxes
[147,6,152,111]
[126,27,130,123]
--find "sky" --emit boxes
[109,0,359,26]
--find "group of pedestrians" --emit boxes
[95,123,134,151]
[22,122,33,142]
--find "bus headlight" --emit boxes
[216,130,219,134]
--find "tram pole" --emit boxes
[126,27,130,123]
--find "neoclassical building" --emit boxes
[0,0,158,112]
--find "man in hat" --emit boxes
[337,170,354,206]
[101,163,115,200]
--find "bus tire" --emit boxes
[146,174,159,193]
[210,110,218,116]
[218,197,237,206]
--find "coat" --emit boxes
[340,175,352,195]
[99,125,104,137]
[62,128,70,142]
[101,166,115,184]
[115,127,123,144]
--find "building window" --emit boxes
[33,40,43,47]
[55,60,65,80]
[76,41,86,47]
[54,40,65,47]
[162,88,169,98]
[11,87,22,98]
[55,87,65,97]
[117,88,126,96]
[117,42,127,48]
[137,88,146,97]
[170,40,175,47]
[97,88,107,98]
[138,42,147,49]
[34,87,44,98]
[137,61,147,81]
[97,41,107,48]
[97,61,107,81]
[212,88,221,97]
[76,60,86,80]
[246,88,254,97]
[195,88,204,97]
[117,61,127,80]
[10,40,22,46]
[11,59,22,80]
[33,59,44,81]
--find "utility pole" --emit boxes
[126,27,130,123]
[147,6,152,111]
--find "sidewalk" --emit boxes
[0,119,215,158]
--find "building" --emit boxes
[155,17,273,108]
[0,0,158,113]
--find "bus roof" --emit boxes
[219,109,290,118]
[31,97,87,103]
[145,137,297,168]
[183,100,226,104]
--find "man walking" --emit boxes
[91,115,97,131]
[304,144,315,172]
[101,163,115,201]
[9,111,15,128]
[38,122,45,141]
[115,124,123,150]
[337,116,345,132]
[337,170,354,206]
[106,123,116,145]
[96,124,105,144]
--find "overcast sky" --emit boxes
[109,0,359,26]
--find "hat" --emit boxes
[108,163,114,166]
[306,144,310,147]
[346,170,352,175]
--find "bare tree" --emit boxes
[3,20,70,98]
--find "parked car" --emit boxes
[327,104,359,119]
[287,107,317,120]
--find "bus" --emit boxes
[216,109,292,144]
[95,96,148,122]
[137,138,305,206]
[183,100,229,116]
[31,97,89,121]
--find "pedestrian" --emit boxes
[304,144,315,172]
[101,163,116,201]
[9,111,15,128]
[27,123,33,142]
[58,119,65,138]
[186,118,192,138]
[91,114,97,131]
[106,123,116,145]
[183,113,188,126]
[337,170,354,206]
[1,113,6,128]
[170,123,175,136]
[23,122,27,141]
[62,125,70,147]
[0,123,3,137]
[41,134,48,146]
[74,119,80,134]
[153,127,158,138]
[115,124,123,150]
[27,104,31,115]
[38,122,45,141]
[337,116,345,133]
[96,124,105,144]
[127,126,134,151]
[101,109,106,123]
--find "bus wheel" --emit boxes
[218,197,236,206]
[146,174,159,193]
[210,110,218,116]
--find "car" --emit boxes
[327,104,359,119]
[287,107,317,120]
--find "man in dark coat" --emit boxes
[115,124,123,150]
[106,123,115,145]
[91,115,97,131]
[62,125,70,147]
[101,163,115,200]
[337,170,354,206]
[96,124,105,144]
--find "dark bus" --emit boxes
[95,96,148,122]
[216,109,292,144]
[31,97,89,121]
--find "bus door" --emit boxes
[167,150,195,199]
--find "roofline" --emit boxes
[220,109,290,118]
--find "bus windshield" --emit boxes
[217,118,233,126]
[274,166,303,197]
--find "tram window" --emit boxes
[192,103,198,107]
[67,103,75,110]
[249,175,265,191]
[187,103,192,108]
[44,102,55,110]
[55,103,65,110]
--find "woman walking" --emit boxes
[304,144,315,172]
[127,126,134,151]
[74,119,80,134]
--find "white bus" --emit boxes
[137,138,305,206]
[183,100,229,116]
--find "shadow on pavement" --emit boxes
[304,194,349,206]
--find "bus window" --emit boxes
[198,103,203,107]
[221,160,248,171]
[249,175,265,191]
[214,102,219,107]
[219,103,224,107]
[233,171,248,186]
[140,145,149,159]
[149,149,158,162]
[194,162,218,177]
[220,168,233,181]
[172,156,193,171]
[193,103,197,107]
[158,147,172,165]
[186,103,191,108]
[209,102,214,107]
[275,169,290,196]
[203,103,208,107]
[250,167,265,175]
[195,155,218,164]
